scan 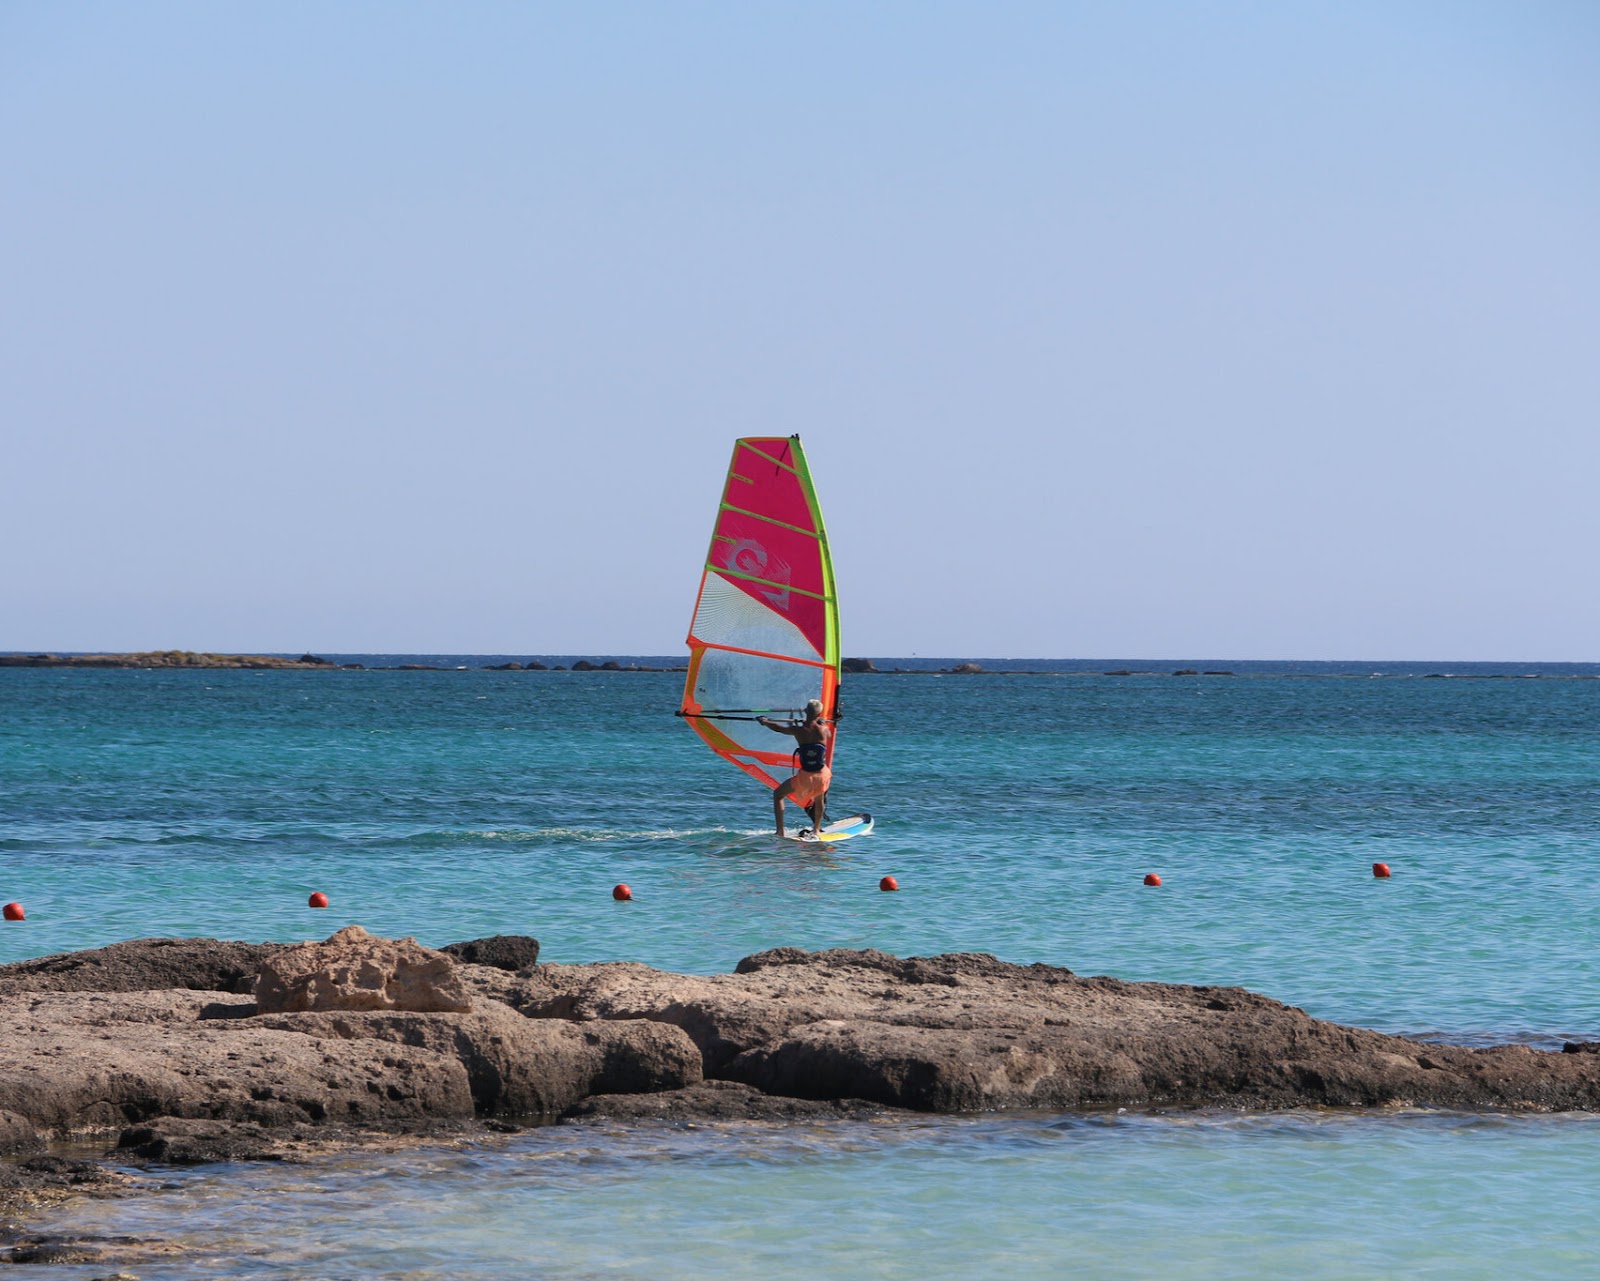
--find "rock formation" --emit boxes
[2,931,1598,1202]
[255,926,472,1014]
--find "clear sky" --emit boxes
[3,2,1596,659]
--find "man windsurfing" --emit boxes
[757,699,831,837]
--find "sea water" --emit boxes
[3,663,1599,1277]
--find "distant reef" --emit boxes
[0,651,343,670]
[0,652,689,673]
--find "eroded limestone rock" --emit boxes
[255,926,471,1015]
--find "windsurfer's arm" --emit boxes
[757,716,800,737]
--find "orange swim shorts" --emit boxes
[787,766,832,806]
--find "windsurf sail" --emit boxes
[680,435,840,795]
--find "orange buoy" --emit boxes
[308,891,329,908]
[879,876,899,892]
[613,883,633,901]
[2,902,23,921]
[1143,873,1162,887]
[1372,862,1392,879]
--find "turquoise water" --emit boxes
[4,664,1600,1276]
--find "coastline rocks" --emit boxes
[841,657,878,673]
[3,934,1600,1171]
[255,926,471,1014]
[464,947,1600,1114]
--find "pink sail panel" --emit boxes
[722,438,818,534]
[710,445,828,658]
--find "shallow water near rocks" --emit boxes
[27,1112,1600,1280]
[4,660,1600,1275]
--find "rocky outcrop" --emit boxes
[2,933,1598,1167]
[841,657,878,673]
[470,946,1600,1114]
[255,926,471,1014]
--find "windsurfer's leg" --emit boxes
[771,778,795,836]
[808,793,827,831]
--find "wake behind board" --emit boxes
[787,812,874,843]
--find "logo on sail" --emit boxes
[725,537,792,611]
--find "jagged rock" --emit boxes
[440,935,541,971]
[841,657,877,673]
[524,661,549,670]
[255,926,471,1015]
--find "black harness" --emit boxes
[796,741,827,773]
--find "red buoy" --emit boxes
[1143,874,1162,887]
[879,876,899,892]
[2,902,23,921]
[1372,862,1392,879]
[308,891,329,908]
[613,883,632,901]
